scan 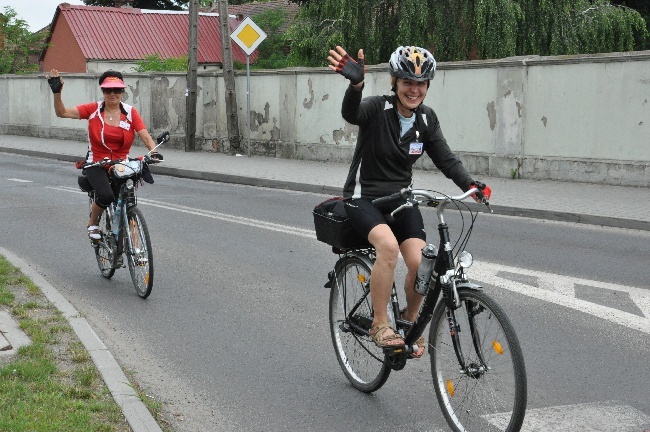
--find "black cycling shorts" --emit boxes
[84,166,119,208]
[344,198,426,245]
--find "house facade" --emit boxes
[40,3,251,73]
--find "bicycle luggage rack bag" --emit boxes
[313,197,369,250]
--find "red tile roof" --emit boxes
[43,4,252,64]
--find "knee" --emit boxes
[95,191,114,208]
[374,238,400,267]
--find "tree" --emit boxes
[287,0,647,65]
[248,8,290,69]
[133,53,188,71]
[610,0,650,49]
[0,7,45,74]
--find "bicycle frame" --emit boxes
[336,187,490,366]
[400,190,488,369]
[92,181,136,268]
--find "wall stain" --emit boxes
[332,121,358,145]
[486,101,496,131]
[541,116,548,127]
[303,78,314,109]
[504,90,512,97]
[249,102,271,131]
[271,117,280,141]
[516,101,523,118]
[151,77,171,130]
[322,94,329,101]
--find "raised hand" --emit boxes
[47,69,63,94]
[327,46,365,86]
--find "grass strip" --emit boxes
[0,255,130,431]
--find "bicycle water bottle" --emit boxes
[414,244,438,295]
[113,197,123,237]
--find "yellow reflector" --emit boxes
[492,340,504,355]
[145,274,150,285]
[357,274,366,283]
[446,380,455,397]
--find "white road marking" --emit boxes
[7,178,33,183]
[486,400,650,431]
[471,261,650,334]
[46,186,316,239]
[49,186,650,334]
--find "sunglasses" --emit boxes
[102,88,124,94]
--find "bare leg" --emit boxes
[88,202,104,227]
[367,224,399,329]
[400,238,427,322]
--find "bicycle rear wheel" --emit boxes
[124,207,153,298]
[329,255,391,393]
[94,207,115,279]
[430,288,527,432]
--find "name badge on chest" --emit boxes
[119,120,131,131]
[409,142,423,155]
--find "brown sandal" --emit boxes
[369,323,404,348]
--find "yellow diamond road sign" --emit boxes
[230,17,267,56]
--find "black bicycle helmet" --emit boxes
[389,46,436,81]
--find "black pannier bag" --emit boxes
[313,197,369,249]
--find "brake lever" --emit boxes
[482,198,493,213]
[390,199,417,218]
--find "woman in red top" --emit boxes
[47,69,158,240]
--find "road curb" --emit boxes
[0,246,163,432]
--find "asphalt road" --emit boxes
[1,153,649,431]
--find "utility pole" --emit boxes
[186,0,199,151]
[218,0,241,151]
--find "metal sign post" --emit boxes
[230,17,267,157]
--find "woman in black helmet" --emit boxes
[327,45,491,356]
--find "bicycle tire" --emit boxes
[124,207,153,298]
[430,288,527,432]
[329,255,391,393]
[95,207,115,279]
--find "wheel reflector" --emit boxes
[492,340,504,354]
[446,379,455,397]
[357,274,366,283]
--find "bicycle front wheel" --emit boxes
[95,208,115,279]
[124,207,153,298]
[430,288,527,432]
[329,256,391,393]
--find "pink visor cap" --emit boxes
[100,76,126,89]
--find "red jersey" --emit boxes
[77,101,146,162]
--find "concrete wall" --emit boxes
[2,50,649,186]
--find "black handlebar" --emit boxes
[156,131,169,145]
[371,188,409,206]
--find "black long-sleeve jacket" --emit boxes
[341,85,474,199]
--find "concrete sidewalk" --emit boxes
[2,134,648,231]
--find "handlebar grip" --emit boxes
[156,131,170,145]
[372,190,407,206]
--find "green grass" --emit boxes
[0,255,132,432]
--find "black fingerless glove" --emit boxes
[335,54,365,85]
[48,76,63,94]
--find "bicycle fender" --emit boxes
[455,281,484,291]
[327,252,374,289]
